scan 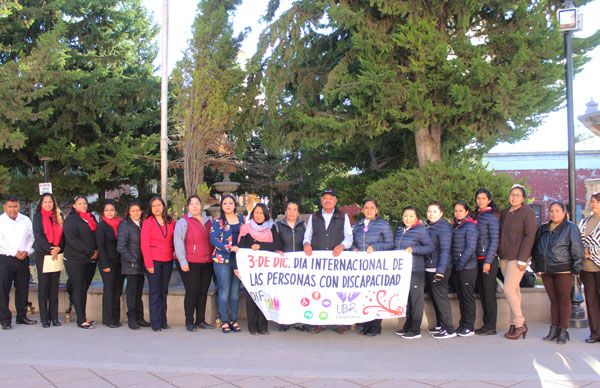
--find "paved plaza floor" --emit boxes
[1,320,599,387]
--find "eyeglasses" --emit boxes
[510,193,523,198]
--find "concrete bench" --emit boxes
[16,283,552,329]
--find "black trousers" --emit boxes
[426,269,454,333]
[0,255,30,324]
[456,268,477,331]
[476,258,498,330]
[176,261,213,326]
[35,254,60,323]
[403,271,425,333]
[246,290,268,333]
[125,274,145,323]
[582,271,600,339]
[66,261,96,307]
[64,260,92,325]
[147,260,173,330]
[100,261,125,325]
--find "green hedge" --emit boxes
[365,160,519,221]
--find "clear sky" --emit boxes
[142,0,600,153]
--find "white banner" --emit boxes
[236,248,413,325]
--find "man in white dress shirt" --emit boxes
[0,195,36,329]
[303,189,353,334]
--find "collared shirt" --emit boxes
[303,209,353,249]
[0,212,34,257]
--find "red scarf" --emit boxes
[405,220,422,230]
[454,216,477,229]
[41,209,63,246]
[77,211,97,231]
[102,216,121,238]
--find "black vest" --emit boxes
[311,210,345,250]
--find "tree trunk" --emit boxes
[183,139,206,198]
[368,145,381,172]
[414,124,442,167]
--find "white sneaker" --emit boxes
[433,330,457,339]
[457,328,474,337]
[401,332,422,339]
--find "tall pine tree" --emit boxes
[171,0,245,197]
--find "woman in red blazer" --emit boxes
[141,196,175,332]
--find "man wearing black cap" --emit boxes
[0,195,36,329]
[303,189,353,334]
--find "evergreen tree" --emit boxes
[171,0,245,198]
[246,0,600,168]
[0,0,160,201]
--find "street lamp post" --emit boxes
[40,157,50,182]
[557,2,587,329]
[160,0,169,203]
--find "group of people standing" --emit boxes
[0,187,599,346]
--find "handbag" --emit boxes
[571,275,584,304]
[519,266,536,288]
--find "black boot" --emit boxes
[556,328,570,344]
[543,325,559,341]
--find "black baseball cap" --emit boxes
[321,189,336,197]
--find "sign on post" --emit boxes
[558,8,582,32]
[38,182,52,195]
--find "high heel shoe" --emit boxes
[505,323,527,340]
[556,327,570,344]
[504,324,515,338]
[543,325,559,341]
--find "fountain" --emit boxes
[207,161,244,218]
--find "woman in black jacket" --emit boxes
[117,201,149,330]
[234,204,281,335]
[63,196,98,329]
[96,201,124,328]
[532,202,583,344]
[275,201,305,331]
[425,201,455,339]
[32,193,64,328]
[473,188,500,336]
[451,201,479,337]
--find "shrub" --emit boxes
[365,160,520,222]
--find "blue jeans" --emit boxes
[146,260,173,330]
[213,262,240,322]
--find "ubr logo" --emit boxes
[337,292,360,302]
